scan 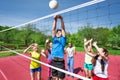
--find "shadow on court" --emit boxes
[74,67,83,74]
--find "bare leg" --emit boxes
[59,78,63,80]
[37,72,41,80]
[88,70,93,79]
[52,77,58,80]
[30,72,35,80]
[84,68,88,78]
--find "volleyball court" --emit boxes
[0,0,120,80]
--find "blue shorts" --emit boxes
[30,67,41,73]
[84,63,93,70]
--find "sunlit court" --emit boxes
[0,0,120,80]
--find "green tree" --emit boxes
[94,27,111,46]
[77,25,94,40]
[20,24,35,46]
[110,25,120,47]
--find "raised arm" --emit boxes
[52,15,57,38]
[84,38,92,52]
[58,15,66,37]
[45,39,50,50]
[89,39,92,49]
[23,44,33,54]
[41,49,47,58]
[92,42,108,61]
[84,38,94,57]
[92,41,101,54]
[100,52,108,61]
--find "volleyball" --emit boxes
[49,0,59,10]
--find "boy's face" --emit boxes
[68,43,72,47]
[56,30,62,38]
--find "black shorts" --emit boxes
[51,59,65,79]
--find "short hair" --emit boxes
[56,29,62,32]
[68,42,72,47]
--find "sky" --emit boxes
[0,0,90,26]
[0,0,120,29]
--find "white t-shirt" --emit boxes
[66,47,75,57]
[85,53,92,64]
[94,57,108,78]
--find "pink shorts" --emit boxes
[93,74,109,80]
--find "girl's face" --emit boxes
[99,48,108,57]
[49,42,52,48]
[32,44,38,51]
[87,46,91,52]
[99,48,103,53]
[41,49,45,53]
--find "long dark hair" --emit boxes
[92,48,108,72]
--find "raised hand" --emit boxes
[46,39,50,43]
[54,15,58,21]
[93,41,97,47]
[57,15,63,20]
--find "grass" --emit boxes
[76,46,120,55]
[108,49,120,55]
[0,46,120,58]
[76,46,84,52]
[0,44,46,58]
[0,52,17,58]
[0,50,24,58]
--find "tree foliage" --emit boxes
[0,24,120,49]
[0,24,47,47]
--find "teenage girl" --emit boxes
[23,43,47,80]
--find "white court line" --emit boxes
[0,69,8,80]
[0,0,105,33]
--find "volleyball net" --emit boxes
[0,0,120,80]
